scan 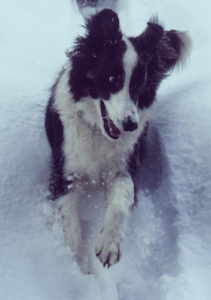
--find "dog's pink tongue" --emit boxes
[108,118,121,137]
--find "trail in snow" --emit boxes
[0,0,211,299]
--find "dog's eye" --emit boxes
[108,75,124,91]
[109,76,116,83]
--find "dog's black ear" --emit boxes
[85,9,122,41]
[159,30,192,71]
[130,17,191,71]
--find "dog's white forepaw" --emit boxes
[95,229,123,268]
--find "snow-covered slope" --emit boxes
[1,0,211,299]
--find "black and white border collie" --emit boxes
[45,9,191,272]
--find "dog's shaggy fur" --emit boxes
[45,9,191,272]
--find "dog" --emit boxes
[45,9,191,272]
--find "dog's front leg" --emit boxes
[54,189,91,273]
[95,174,134,267]
[54,191,82,254]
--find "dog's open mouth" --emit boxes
[100,100,121,140]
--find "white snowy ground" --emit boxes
[1,0,211,299]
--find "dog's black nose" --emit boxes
[122,117,138,132]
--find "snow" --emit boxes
[1,0,211,299]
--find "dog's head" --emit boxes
[68,9,191,141]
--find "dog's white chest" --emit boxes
[62,115,129,181]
